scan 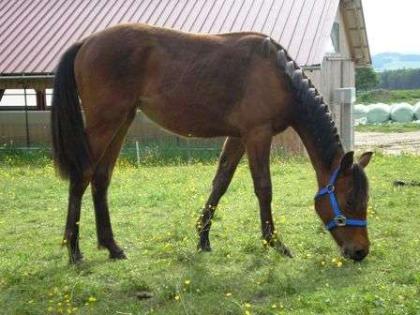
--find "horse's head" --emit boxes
[315,151,373,262]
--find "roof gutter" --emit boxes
[0,74,55,89]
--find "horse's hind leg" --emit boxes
[64,175,89,264]
[64,104,130,264]
[197,137,244,251]
[90,109,136,259]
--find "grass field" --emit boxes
[0,151,419,314]
[357,89,420,105]
[355,122,420,133]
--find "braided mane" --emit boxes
[273,42,344,168]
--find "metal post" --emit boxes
[36,90,46,110]
[187,137,192,163]
[135,141,140,166]
[24,88,31,148]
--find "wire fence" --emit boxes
[0,89,298,161]
[0,138,229,170]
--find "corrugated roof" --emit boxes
[0,0,342,74]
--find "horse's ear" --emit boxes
[262,37,273,57]
[358,152,373,168]
[340,151,354,172]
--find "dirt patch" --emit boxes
[355,131,420,154]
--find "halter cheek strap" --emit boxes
[315,168,367,231]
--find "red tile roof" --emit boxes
[0,0,340,74]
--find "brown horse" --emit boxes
[51,23,372,264]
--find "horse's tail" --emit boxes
[51,42,91,180]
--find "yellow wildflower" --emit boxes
[88,296,96,303]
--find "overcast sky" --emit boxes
[362,0,420,55]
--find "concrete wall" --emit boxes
[0,110,216,146]
[0,111,303,153]
[0,111,50,146]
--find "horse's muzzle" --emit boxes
[342,246,369,262]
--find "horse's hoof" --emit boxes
[273,243,293,258]
[197,241,212,252]
[110,250,127,260]
[265,239,293,258]
[69,252,84,265]
[199,246,212,252]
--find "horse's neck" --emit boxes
[292,124,344,187]
[271,44,345,185]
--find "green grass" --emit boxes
[355,122,420,133]
[357,89,420,105]
[0,151,419,314]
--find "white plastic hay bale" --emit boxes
[414,102,420,120]
[353,104,368,120]
[390,103,414,122]
[354,117,368,126]
[366,103,390,123]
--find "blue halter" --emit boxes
[315,168,367,231]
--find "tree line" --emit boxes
[356,67,420,91]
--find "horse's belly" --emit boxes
[140,103,238,138]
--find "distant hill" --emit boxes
[373,53,420,71]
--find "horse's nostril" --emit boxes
[353,249,367,261]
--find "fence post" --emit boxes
[334,88,355,151]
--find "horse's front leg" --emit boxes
[197,137,244,251]
[245,125,293,257]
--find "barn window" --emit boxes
[0,89,37,109]
[46,89,53,107]
[330,22,340,53]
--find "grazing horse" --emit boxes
[51,24,373,264]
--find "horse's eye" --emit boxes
[346,200,353,209]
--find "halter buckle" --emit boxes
[326,184,335,193]
[334,215,347,227]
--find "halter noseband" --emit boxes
[315,168,367,231]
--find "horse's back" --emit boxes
[74,23,291,137]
